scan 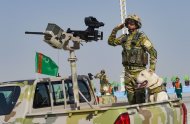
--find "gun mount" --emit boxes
[25,16,104,110]
[25,16,104,50]
[25,23,79,50]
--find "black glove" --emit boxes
[88,73,94,80]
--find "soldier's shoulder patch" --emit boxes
[144,40,152,48]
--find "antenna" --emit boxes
[119,0,128,88]
[119,0,128,34]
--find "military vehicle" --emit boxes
[0,17,187,124]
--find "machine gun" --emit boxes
[67,16,104,41]
[25,16,104,50]
[25,16,104,110]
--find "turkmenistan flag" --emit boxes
[35,52,59,76]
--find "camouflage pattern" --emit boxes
[108,28,157,71]
[94,72,111,95]
[94,72,108,85]
[108,25,157,104]
[0,78,184,124]
[125,14,142,29]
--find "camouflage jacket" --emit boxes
[95,73,108,84]
[108,26,157,71]
[99,74,108,85]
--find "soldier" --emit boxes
[95,70,111,95]
[108,14,157,104]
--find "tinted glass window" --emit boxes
[65,81,74,104]
[0,86,21,115]
[33,79,91,107]
[52,80,91,105]
[64,80,91,104]
[78,81,91,102]
[33,83,50,108]
[52,81,64,105]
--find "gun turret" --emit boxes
[25,16,104,110]
[25,23,69,49]
[25,16,104,49]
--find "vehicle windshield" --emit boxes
[0,86,21,116]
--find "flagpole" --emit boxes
[35,73,39,79]
[57,49,60,74]
[35,51,39,80]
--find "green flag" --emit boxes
[35,52,59,76]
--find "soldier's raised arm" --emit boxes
[108,23,126,46]
[141,34,157,71]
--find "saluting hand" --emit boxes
[115,23,125,30]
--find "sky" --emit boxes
[0,1,190,85]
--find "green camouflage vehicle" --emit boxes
[0,18,187,124]
[0,75,187,124]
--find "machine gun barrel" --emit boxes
[25,31,46,35]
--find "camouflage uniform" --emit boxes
[108,15,157,104]
[95,70,110,95]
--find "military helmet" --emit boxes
[176,77,180,80]
[100,69,105,74]
[125,14,142,29]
